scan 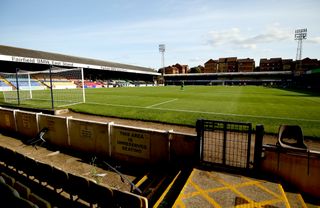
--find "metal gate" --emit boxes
[197,119,252,170]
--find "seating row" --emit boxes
[0,146,148,208]
[0,173,50,208]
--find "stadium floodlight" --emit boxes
[295,28,307,61]
[159,44,165,75]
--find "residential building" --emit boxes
[259,58,282,71]
[238,58,255,72]
[163,63,189,74]
[226,57,238,72]
[282,59,294,71]
[218,58,227,72]
[204,59,218,73]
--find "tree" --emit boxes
[188,65,203,73]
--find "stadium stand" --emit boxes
[0,145,148,208]
[3,76,43,90]
[33,74,77,89]
[29,193,52,208]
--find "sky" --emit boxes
[1,0,320,70]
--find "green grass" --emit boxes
[1,86,320,138]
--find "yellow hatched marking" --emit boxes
[235,198,284,208]
[181,186,229,199]
[174,169,292,208]
[189,179,222,208]
[243,177,287,201]
[206,172,255,204]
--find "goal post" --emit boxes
[0,67,86,110]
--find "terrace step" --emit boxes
[134,167,187,207]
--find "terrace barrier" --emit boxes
[0,107,199,165]
[261,145,320,198]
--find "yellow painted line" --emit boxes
[243,177,284,200]
[236,198,284,208]
[254,182,284,200]
[154,171,181,208]
[206,172,254,204]
[172,170,195,208]
[234,180,261,188]
[181,186,229,199]
[278,184,291,208]
[134,175,148,188]
[236,177,290,207]
[173,200,186,208]
[189,179,222,208]
[297,194,308,208]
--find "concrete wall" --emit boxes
[0,109,200,165]
[111,125,169,165]
[170,132,199,163]
[261,147,320,198]
[0,107,17,132]
[15,111,40,139]
[68,118,109,156]
[38,114,69,148]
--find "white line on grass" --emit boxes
[146,98,178,108]
[85,101,320,123]
[57,101,84,108]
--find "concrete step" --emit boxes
[134,167,186,207]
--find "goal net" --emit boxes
[0,67,85,109]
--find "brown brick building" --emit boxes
[217,57,238,72]
[163,63,189,74]
[238,58,255,72]
[259,58,282,71]
[218,58,227,72]
[226,57,238,72]
[282,59,294,71]
[204,59,218,73]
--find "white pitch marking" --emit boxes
[84,101,320,123]
[57,101,84,108]
[146,98,178,108]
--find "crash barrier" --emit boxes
[260,125,320,198]
[0,146,148,208]
[0,107,199,165]
[261,145,320,198]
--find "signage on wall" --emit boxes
[0,54,159,75]
[115,129,150,159]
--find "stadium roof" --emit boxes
[164,71,292,77]
[0,45,160,75]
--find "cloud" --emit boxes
[307,37,320,44]
[207,25,292,49]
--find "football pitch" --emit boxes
[1,86,320,138]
